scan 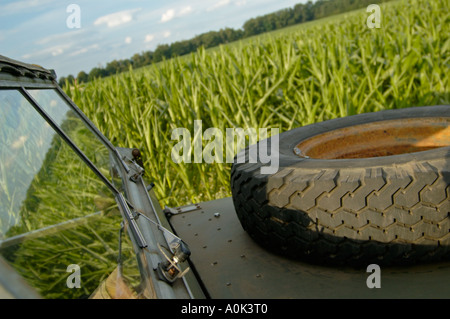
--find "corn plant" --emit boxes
[65,0,448,208]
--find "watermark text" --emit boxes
[171,120,279,174]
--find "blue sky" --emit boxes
[0,0,305,78]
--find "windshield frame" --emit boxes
[0,57,201,299]
[18,86,120,195]
[0,73,130,178]
[0,66,144,298]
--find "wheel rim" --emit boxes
[294,117,450,159]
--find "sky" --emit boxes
[0,0,305,78]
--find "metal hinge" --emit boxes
[163,204,202,218]
[135,212,191,284]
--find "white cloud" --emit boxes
[125,36,132,44]
[161,6,194,23]
[179,6,193,16]
[0,0,55,16]
[163,31,171,38]
[207,0,231,12]
[22,43,73,60]
[144,34,155,43]
[51,48,63,56]
[161,9,175,23]
[94,9,140,28]
[68,44,100,57]
[11,136,28,149]
[35,29,87,45]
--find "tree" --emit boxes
[88,67,107,81]
[154,44,171,62]
[77,71,88,83]
[67,0,390,83]
[67,74,75,85]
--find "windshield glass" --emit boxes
[27,89,124,190]
[0,89,140,298]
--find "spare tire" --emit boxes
[231,105,450,266]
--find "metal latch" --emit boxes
[135,212,191,284]
[157,241,191,283]
[129,166,144,183]
[163,204,201,218]
[129,149,145,183]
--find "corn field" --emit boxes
[66,0,449,208]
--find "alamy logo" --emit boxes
[366,264,381,288]
[66,264,81,288]
[366,4,381,29]
[171,120,279,174]
[66,4,81,29]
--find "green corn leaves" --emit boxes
[66,0,449,208]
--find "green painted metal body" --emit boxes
[0,55,449,299]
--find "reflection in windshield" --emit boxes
[27,89,112,179]
[0,90,56,235]
[0,90,140,298]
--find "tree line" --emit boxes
[59,0,388,86]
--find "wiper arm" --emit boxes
[115,192,147,249]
